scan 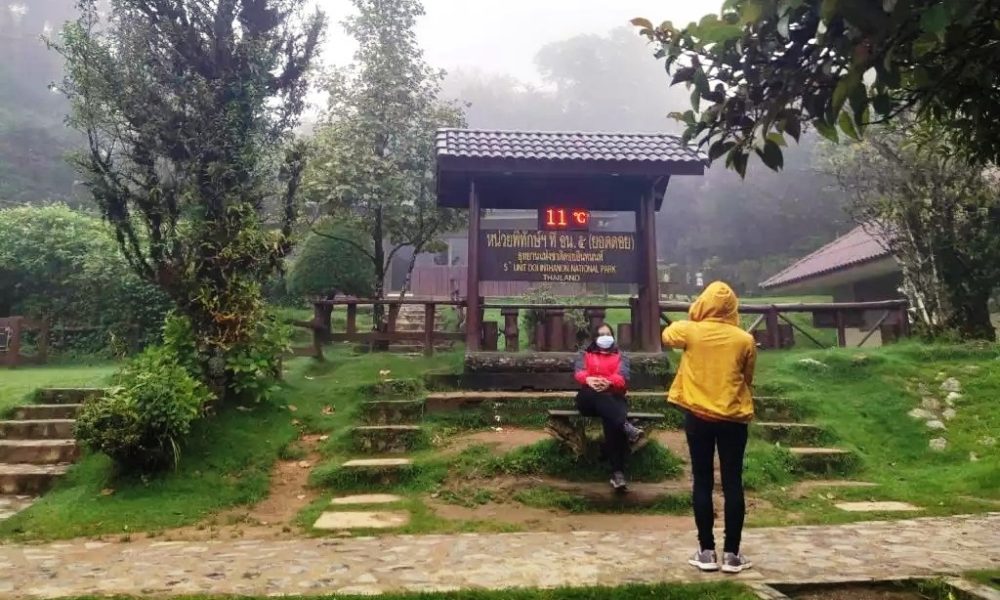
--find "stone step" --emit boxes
[313,510,410,531]
[34,388,105,405]
[330,494,404,506]
[0,463,69,495]
[351,425,428,454]
[359,400,425,426]
[0,440,79,464]
[338,458,415,487]
[11,404,83,420]
[0,419,75,440]
[754,422,829,446]
[790,447,859,475]
[0,495,36,521]
[424,390,665,412]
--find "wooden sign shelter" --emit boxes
[435,129,705,352]
[0,316,49,367]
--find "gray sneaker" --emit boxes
[610,471,627,491]
[687,549,719,572]
[624,423,648,451]
[721,552,752,574]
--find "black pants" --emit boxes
[575,387,628,472]
[684,411,749,554]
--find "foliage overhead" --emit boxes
[821,119,1000,341]
[52,0,323,390]
[635,0,1000,176]
[304,0,464,324]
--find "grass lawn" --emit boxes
[60,581,758,600]
[0,363,117,415]
[0,347,463,542]
[747,342,1000,525]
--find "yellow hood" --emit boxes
[688,281,740,327]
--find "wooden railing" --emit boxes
[479,302,635,352]
[659,299,911,349]
[291,299,466,358]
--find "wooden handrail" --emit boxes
[312,298,466,307]
[659,300,908,314]
[481,303,631,310]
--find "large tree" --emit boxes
[635,0,1000,176]
[822,119,1000,340]
[305,0,463,331]
[53,0,323,392]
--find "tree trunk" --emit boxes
[946,289,997,341]
[397,243,422,301]
[372,207,388,351]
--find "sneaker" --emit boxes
[687,549,720,572]
[624,423,648,452]
[610,471,628,491]
[721,552,752,574]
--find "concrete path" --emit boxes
[1,513,997,598]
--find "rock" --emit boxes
[916,383,930,395]
[929,437,948,451]
[797,358,828,369]
[935,372,947,381]
[960,365,981,374]
[920,397,941,411]
[945,392,963,406]
[978,436,996,447]
[942,408,957,421]
[940,378,962,393]
[908,408,934,420]
[926,420,946,430]
[969,452,979,463]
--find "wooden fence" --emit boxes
[291,299,466,358]
[659,299,911,349]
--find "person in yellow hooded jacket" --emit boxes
[661,281,756,574]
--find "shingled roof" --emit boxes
[435,129,705,172]
[761,226,893,290]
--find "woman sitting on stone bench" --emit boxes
[573,324,646,491]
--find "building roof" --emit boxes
[761,225,892,290]
[435,129,706,210]
[435,129,706,166]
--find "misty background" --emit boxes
[0,0,849,294]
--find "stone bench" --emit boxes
[545,408,665,458]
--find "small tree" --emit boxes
[287,220,376,299]
[635,0,1000,176]
[822,119,1000,340]
[304,0,464,333]
[53,1,323,393]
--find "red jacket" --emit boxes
[574,347,630,394]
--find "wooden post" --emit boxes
[835,310,847,347]
[535,324,548,352]
[423,302,436,357]
[501,307,520,352]
[629,296,641,346]
[586,308,606,335]
[387,303,400,333]
[765,308,780,350]
[313,302,332,343]
[563,322,577,350]
[482,322,499,351]
[465,181,482,352]
[346,303,358,335]
[548,309,565,352]
[898,306,911,339]
[617,323,633,351]
[637,190,661,352]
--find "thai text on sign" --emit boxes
[478,229,639,283]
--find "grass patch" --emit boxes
[748,342,1000,525]
[743,442,796,491]
[0,362,116,415]
[60,581,757,600]
[452,439,683,483]
[965,569,1000,590]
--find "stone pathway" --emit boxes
[1,513,996,598]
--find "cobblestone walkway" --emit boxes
[2,513,997,598]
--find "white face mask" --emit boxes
[596,335,614,349]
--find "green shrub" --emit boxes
[0,204,170,355]
[286,221,375,299]
[75,346,211,472]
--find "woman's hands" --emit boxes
[586,376,611,392]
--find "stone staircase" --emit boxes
[0,388,101,500]
[387,302,454,353]
[312,380,429,532]
[424,390,859,476]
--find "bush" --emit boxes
[0,204,170,355]
[75,346,211,472]
[286,220,375,299]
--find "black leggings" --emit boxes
[575,387,628,472]
[684,411,749,554]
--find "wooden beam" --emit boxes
[465,180,482,351]
[637,189,661,352]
